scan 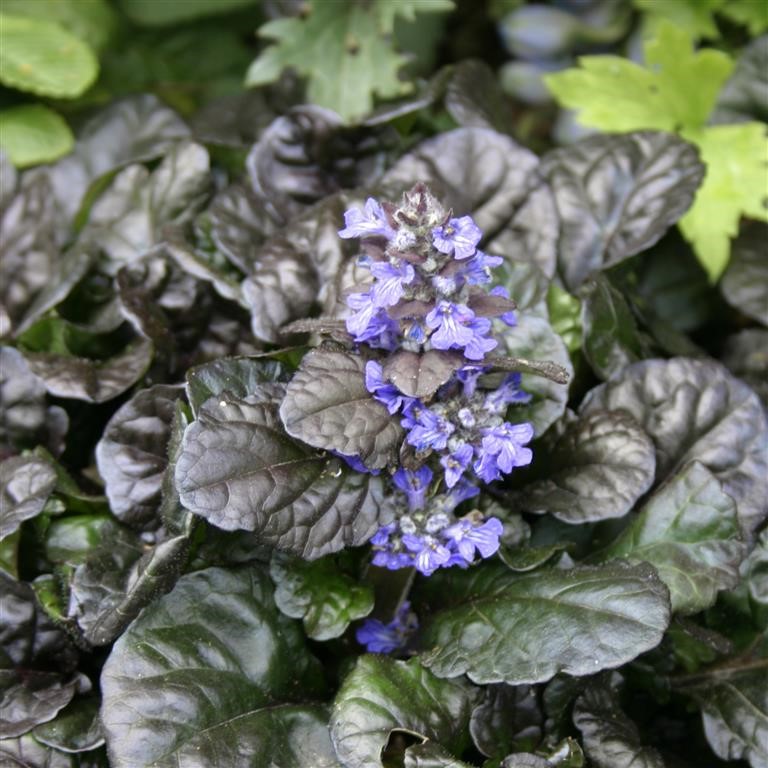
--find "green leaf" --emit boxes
[1,0,116,52]
[678,122,768,281]
[246,1,452,122]
[32,695,104,753]
[634,0,723,40]
[598,462,746,614]
[420,561,670,685]
[514,410,656,524]
[101,566,328,767]
[330,655,477,768]
[0,105,73,168]
[120,0,257,26]
[719,0,768,34]
[0,14,98,98]
[269,552,374,641]
[573,681,664,768]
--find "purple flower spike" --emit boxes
[393,466,433,511]
[372,550,413,570]
[402,534,452,576]
[356,601,418,654]
[440,443,473,489]
[432,215,482,259]
[426,301,476,350]
[365,360,413,414]
[444,517,503,563]
[404,406,455,452]
[345,291,377,338]
[339,198,395,240]
[370,261,415,308]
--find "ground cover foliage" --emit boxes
[1,2,767,767]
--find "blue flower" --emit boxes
[462,317,498,361]
[443,517,503,563]
[371,550,413,569]
[355,601,418,654]
[365,361,413,414]
[484,373,532,414]
[334,452,381,475]
[426,301,476,350]
[339,198,395,240]
[432,215,482,259]
[474,422,534,482]
[345,291,378,338]
[402,533,452,575]
[393,466,433,510]
[456,365,485,397]
[403,405,455,452]
[370,261,415,307]
[440,443,473,489]
[463,251,503,285]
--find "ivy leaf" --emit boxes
[0,104,73,168]
[514,410,656,524]
[176,391,394,558]
[246,1,452,122]
[420,561,670,685]
[101,566,329,767]
[269,552,374,640]
[0,14,98,98]
[545,22,767,281]
[597,462,746,614]
[330,655,477,768]
[573,681,664,768]
[279,348,404,469]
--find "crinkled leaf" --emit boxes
[242,239,319,344]
[22,337,154,403]
[84,141,210,273]
[502,738,585,768]
[0,669,88,739]
[497,315,573,437]
[444,59,516,133]
[540,132,704,290]
[579,276,646,380]
[0,174,57,336]
[498,259,550,318]
[0,455,57,538]
[597,462,746,614]
[0,104,73,168]
[498,543,567,573]
[269,552,373,640]
[515,410,656,524]
[573,682,664,768]
[330,655,477,768]
[280,349,403,469]
[177,391,394,558]
[404,742,474,768]
[686,663,768,768]
[420,561,670,685]
[0,732,75,767]
[722,329,768,407]
[382,350,465,399]
[721,221,768,326]
[32,695,104,754]
[95,384,183,528]
[580,358,768,537]
[0,14,98,98]
[185,355,288,415]
[68,530,191,646]
[101,566,325,767]
[42,94,190,224]
[247,3,452,121]
[470,684,542,759]
[714,34,768,124]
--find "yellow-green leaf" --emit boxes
[0,104,73,167]
[0,14,98,98]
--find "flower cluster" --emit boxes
[339,185,534,585]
